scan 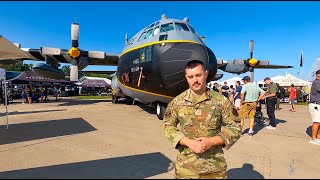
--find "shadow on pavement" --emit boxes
[253,119,287,136]
[0,152,174,179]
[227,163,264,179]
[0,118,96,145]
[136,102,157,115]
[58,99,111,106]
[306,126,312,137]
[0,109,67,117]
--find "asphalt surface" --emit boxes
[0,97,318,179]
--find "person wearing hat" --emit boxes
[263,77,278,129]
[308,70,320,145]
[239,76,265,137]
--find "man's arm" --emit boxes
[257,87,266,101]
[163,99,186,149]
[195,96,242,151]
[233,92,239,99]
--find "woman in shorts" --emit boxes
[289,84,297,112]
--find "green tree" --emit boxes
[2,61,33,71]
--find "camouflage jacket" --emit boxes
[163,88,241,178]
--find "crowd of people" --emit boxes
[162,60,320,179]
[21,85,50,104]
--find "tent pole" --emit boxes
[4,79,8,129]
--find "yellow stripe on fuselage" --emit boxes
[120,40,202,57]
[116,76,174,99]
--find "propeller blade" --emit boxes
[88,51,106,59]
[40,47,61,55]
[249,40,254,59]
[71,23,79,47]
[258,60,269,66]
[70,64,79,82]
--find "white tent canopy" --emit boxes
[218,77,243,87]
[257,74,311,86]
[208,77,245,88]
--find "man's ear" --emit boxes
[205,70,209,77]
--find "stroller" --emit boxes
[254,100,264,124]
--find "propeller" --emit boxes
[69,23,80,82]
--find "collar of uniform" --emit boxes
[184,88,211,104]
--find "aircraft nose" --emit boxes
[159,42,217,96]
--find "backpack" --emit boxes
[276,86,284,99]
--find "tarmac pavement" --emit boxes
[0,97,318,179]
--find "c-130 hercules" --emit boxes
[0,14,293,120]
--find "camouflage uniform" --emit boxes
[163,88,241,179]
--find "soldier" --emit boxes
[163,60,241,179]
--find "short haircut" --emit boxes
[185,60,206,70]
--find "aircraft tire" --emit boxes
[112,95,118,104]
[156,103,166,120]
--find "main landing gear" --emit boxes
[112,95,118,104]
[156,102,167,120]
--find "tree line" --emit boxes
[2,62,111,79]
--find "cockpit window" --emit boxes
[138,32,147,42]
[175,23,190,31]
[187,24,196,34]
[160,23,175,33]
[154,21,159,27]
[144,29,153,39]
[153,26,160,36]
[149,23,155,29]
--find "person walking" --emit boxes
[239,76,265,137]
[263,77,278,129]
[289,84,297,112]
[233,81,242,110]
[163,60,241,179]
[308,70,320,145]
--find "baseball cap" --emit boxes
[264,77,271,81]
[242,76,250,81]
[316,70,320,74]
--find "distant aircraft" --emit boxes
[0,14,293,120]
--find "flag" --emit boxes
[300,51,304,67]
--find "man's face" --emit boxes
[264,79,271,85]
[185,64,208,94]
[316,74,320,80]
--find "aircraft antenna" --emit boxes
[125,32,128,45]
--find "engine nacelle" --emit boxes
[219,64,248,75]
[65,56,89,70]
[32,63,66,80]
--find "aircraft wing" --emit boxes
[79,70,117,74]
[254,64,293,69]
[0,35,119,66]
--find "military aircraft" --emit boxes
[0,14,293,120]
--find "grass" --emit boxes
[71,95,112,100]
[296,101,309,106]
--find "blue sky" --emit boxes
[1,1,320,82]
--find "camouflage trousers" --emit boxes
[174,166,227,179]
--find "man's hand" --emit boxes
[186,139,206,154]
[195,137,214,152]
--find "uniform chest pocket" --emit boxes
[177,105,194,126]
[205,108,221,129]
